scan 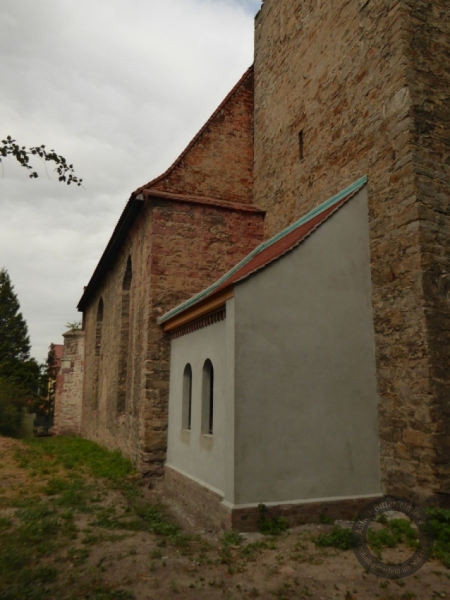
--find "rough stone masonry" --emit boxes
[253,0,450,506]
[74,69,265,476]
[54,0,450,509]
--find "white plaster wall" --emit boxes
[166,308,235,500]
[233,188,381,505]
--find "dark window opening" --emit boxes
[299,130,304,161]
[209,365,214,435]
[95,298,104,357]
[202,359,214,435]
[93,298,104,409]
[117,256,132,415]
[182,364,193,431]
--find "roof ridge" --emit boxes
[159,176,368,323]
[133,66,254,196]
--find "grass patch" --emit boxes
[222,530,242,546]
[92,512,148,532]
[0,500,61,599]
[45,476,91,511]
[134,502,190,547]
[0,437,139,599]
[82,589,135,600]
[240,539,276,561]
[426,507,450,568]
[15,436,134,483]
[313,519,419,556]
[0,516,11,530]
[367,518,418,558]
[258,504,289,536]
[313,525,353,550]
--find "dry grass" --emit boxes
[0,436,449,600]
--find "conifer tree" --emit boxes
[0,268,40,435]
[37,344,59,418]
[0,268,31,376]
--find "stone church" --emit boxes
[54,0,450,527]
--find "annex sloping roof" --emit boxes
[159,176,368,326]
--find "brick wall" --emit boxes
[53,330,85,435]
[253,0,450,503]
[151,69,254,204]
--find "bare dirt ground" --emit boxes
[0,435,449,600]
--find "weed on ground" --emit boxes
[1,435,450,600]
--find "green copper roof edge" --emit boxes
[160,175,368,324]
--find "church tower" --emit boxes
[253,0,450,505]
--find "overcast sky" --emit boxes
[0,0,261,364]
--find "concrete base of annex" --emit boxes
[164,465,383,532]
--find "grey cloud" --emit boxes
[0,0,258,363]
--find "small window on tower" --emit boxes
[299,130,304,161]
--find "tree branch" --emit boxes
[0,135,83,187]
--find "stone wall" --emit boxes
[81,206,151,465]
[79,69,264,472]
[253,0,450,503]
[165,464,381,532]
[80,198,264,473]
[53,330,85,435]
[406,0,450,500]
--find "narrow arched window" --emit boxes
[202,359,214,435]
[182,364,192,431]
[95,298,104,357]
[117,256,132,415]
[93,297,104,409]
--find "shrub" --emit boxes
[258,504,289,536]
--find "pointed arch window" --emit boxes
[95,298,104,357]
[117,256,132,415]
[93,297,104,409]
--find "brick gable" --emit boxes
[136,67,254,205]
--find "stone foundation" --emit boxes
[164,465,382,532]
[164,465,229,530]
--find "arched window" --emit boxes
[202,359,214,435]
[117,256,132,415]
[122,256,132,292]
[93,297,104,409]
[95,298,104,357]
[182,364,192,431]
